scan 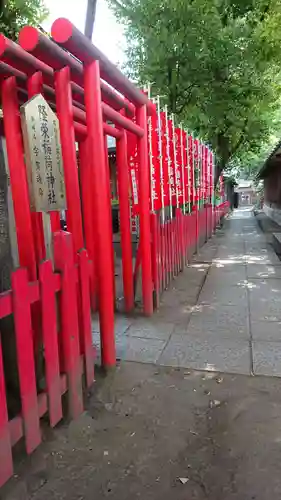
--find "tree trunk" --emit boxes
[84,0,98,40]
[214,161,224,187]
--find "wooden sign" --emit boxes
[20,94,66,212]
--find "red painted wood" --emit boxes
[11,268,41,454]
[158,221,163,293]
[55,66,84,254]
[175,209,181,274]
[9,373,68,447]
[172,218,176,277]
[116,131,134,312]
[28,282,40,303]
[157,216,163,293]
[168,221,172,282]
[53,231,83,418]
[136,104,153,316]
[84,60,115,367]
[166,223,169,282]
[2,77,37,281]
[103,135,116,308]
[78,250,95,388]
[0,338,13,486]
[164,223,168,288]
[0,292,12,319]
[150,213,159,309]
[79,139,98,311]
[39,260,63,427]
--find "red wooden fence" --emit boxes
[151,203,229,304]
[0,17,230,487]
[0,231,95,487]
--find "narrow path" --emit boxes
[93,207,281,376]
[5,208,281,499]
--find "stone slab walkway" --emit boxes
[93,207,281,376]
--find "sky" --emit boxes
[43,0,126,66]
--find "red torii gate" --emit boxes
[0,19,230,488]
[0,19,155,369]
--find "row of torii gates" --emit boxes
[0,19,228,486]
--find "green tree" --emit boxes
[0,0,49,40]
[109,0,281,183]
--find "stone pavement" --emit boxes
[93,207,281,376]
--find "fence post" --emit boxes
[53,231,83,418]
[11,268,41,453]
[136,104,153,316]
[116,131,134,312]
[78,249,95,388]
[0,338,13,486]
[79,138,98,310]
[150,212,160,309]
[39,260,63,427]
[83,60,116,368]
[55,66,84,254]
[2,77,37,281]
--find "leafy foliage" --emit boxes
[109,0,281,181]
[0,0,49,40]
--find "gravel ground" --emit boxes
[2,361,281,500]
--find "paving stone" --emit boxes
[93,335,166,363]
[160,287,202,307]
[174,313,249,339]
[193,247,218,262]
[91,315,133,335]
[253,341,281,376]
[250,321,281,342]
[119,337,167,363]
[210,263,247,277]
[189,303,248,329]
[174,264,209,290]
[244,253,281,265]
[249,299,281,322]
[212,255,246,266]
[198,284,248,307]
[246,264,281,279]
[248,279,281,303]
[152,304,193,326]
[93,208,281,377]
[126,319,174,340]
[158,334,251,374]
[245,243,270,252]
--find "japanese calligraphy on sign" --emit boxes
[20,94,66,212]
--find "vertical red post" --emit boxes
[2,77,36,280]
[55,66,84,254]
[12,268,41,453]
[136,104,153,315]
[169,220,173,281]
[0,338,13,487]
[79,138,97,310]
[53,231,83,418]
[150,212,159,309]
[158,219,163,292]
[116,131,134,312]
[104,136,116,307]
[172,217,176,277]
[78,249,95,388]
[161,223,165,289]
[84,60,115,367]
[164,223,168,287]
[39,260,63,427]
